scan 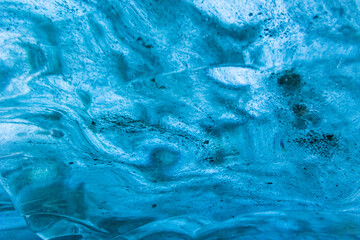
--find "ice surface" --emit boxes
[1,0,360,239]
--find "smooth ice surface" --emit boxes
[1,0,360,239]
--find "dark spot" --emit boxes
[144,44,153,49]
[150,78,155,82]
[159,86,166,89]
[204,140,209,144]
[152,204,157,208]
[91,121,96,126]
[51,129,64,138]
[136,37,153,49]
[313,15,319,19]
[249,13,253,17]
[292,104,308,117]
[280,139,285,149]
[205,157,215,163]
[294,131,339,156]
[68,162,74,165]
[326,134,334,141]
[277,71,301,90]
[267,182,273,185]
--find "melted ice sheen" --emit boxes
[1,0,360,239]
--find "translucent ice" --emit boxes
[1,0,360,239]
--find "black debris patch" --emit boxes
[292,104,309,117]
[204,157,215,163]
[149,77,166,89]
[277,70,302,90]
[136,37,153,49]
[294,131,339,156]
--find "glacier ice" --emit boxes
[1,0,360,239]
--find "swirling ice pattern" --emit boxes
[1,0,360,239]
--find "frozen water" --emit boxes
[1,0,360,239]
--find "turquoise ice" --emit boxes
[1,0,360,239]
